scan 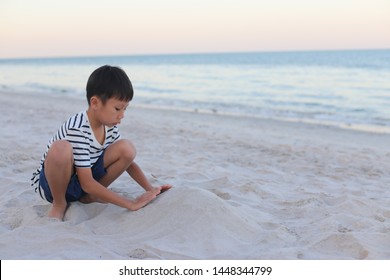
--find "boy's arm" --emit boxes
[127,162,154,191]
[76,167,158,211]
[127,162,172,193]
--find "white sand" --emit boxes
[0,90,389,260]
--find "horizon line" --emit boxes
[1,47,389,61]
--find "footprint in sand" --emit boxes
[210,189,231,200]
[33,204,50,218]
[128,248,158,259]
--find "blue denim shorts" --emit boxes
[38,150,107,203]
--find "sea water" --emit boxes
[1,50,389,133]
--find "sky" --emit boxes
[0,0,389,58]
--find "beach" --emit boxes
[0,90,389,260]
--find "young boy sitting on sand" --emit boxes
[31,65,171,221]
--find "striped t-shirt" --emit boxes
[31,110,121,192]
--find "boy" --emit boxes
[31,65,171,221]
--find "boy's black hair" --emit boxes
[86,65,133,105]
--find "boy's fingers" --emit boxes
[159,185,172,193]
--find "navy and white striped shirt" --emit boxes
[31,111,121,191]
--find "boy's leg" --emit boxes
[79,139,138,204]
[80,139,159,204]
[99,139,137,187]
[44,140,74,220]
[102,139,154,191]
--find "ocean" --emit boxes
[1,50,389,133]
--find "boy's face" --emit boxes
[91,96,129,127]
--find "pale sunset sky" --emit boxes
[0,0,389,58]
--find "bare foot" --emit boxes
[48,204,68,221]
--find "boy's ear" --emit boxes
[90,96,100,109]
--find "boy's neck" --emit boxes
[86,108,106,145]
[86,108,104,130]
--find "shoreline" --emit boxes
[3,88,390,135]
[1,90,389,259]
[132,104,390,135]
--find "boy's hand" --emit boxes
[130,191,158,211]
[156,184,172,195]
[128,185,172,211]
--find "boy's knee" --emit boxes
[46,140,73,165]
[118,139,136,162]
